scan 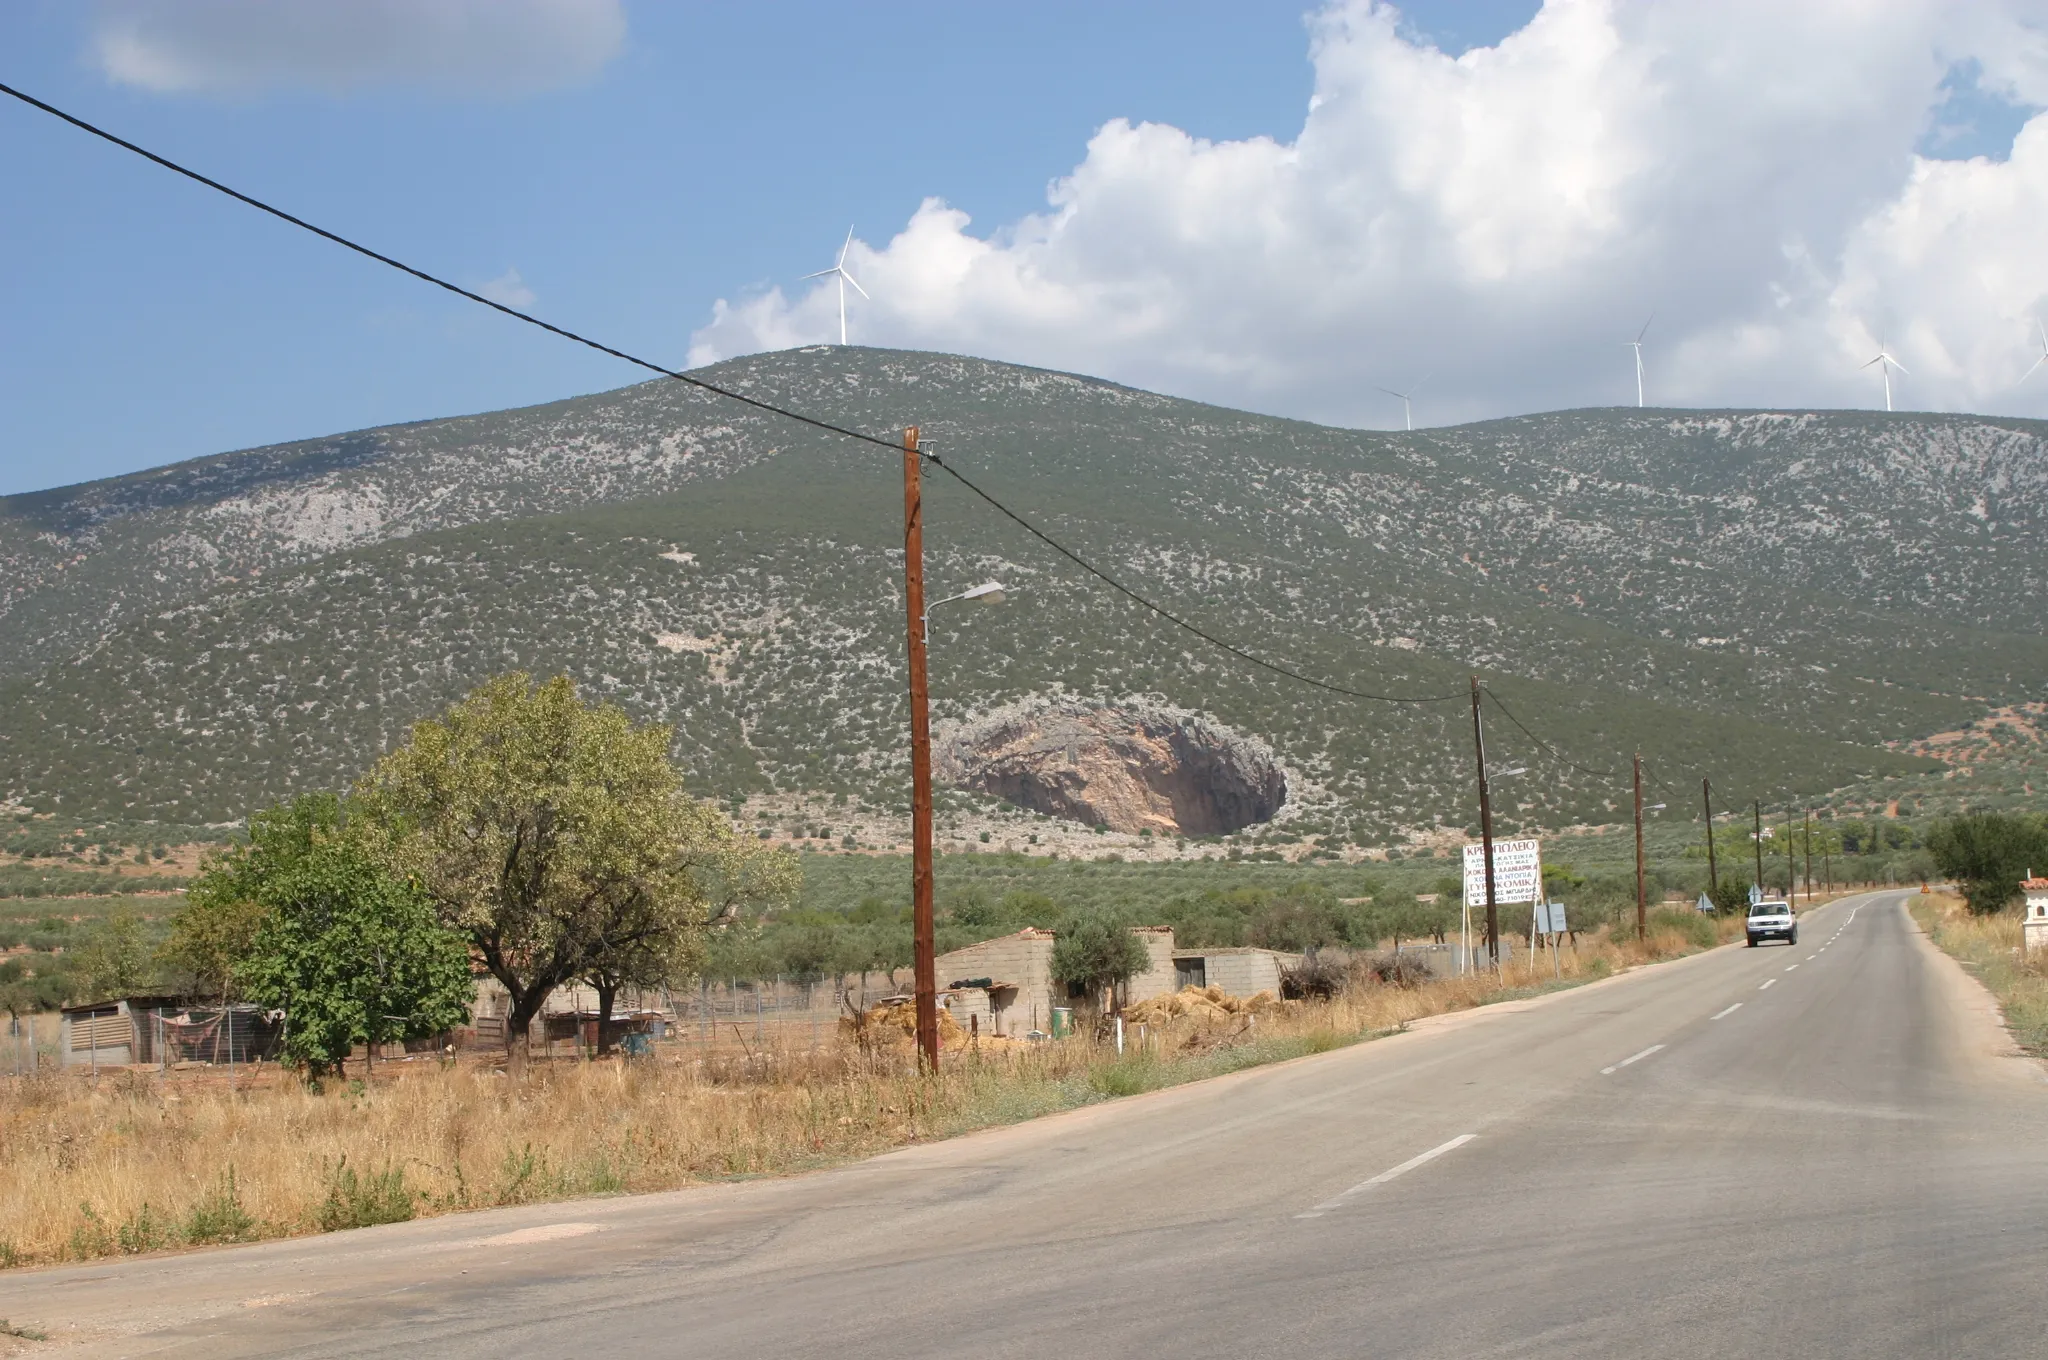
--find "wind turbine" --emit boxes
[1862,341,1907,412]
[1626,313,1654,407]
[802,226,868,346]
[2018,320,2048,388]
[1376,373,1430,431]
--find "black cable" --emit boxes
[1481,686,1626,780]
[1,80,1465,709]
[924,451,1463,704]
[0,81,905,459]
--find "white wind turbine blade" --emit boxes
[840,269,870,300]
[800,267,839,280]
[837,225,855,269]
[1374,385,1407,400]
[1884,354,1909,375]
[1634,312,1655,344]
[2019,323,2048,387]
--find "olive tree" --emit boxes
[354,674,795,1066]
[1927,811,2048,916]
[1050,913,1150,1015]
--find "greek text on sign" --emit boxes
[1463,839,1542,905]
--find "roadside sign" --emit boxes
[1748,883,1763,906]
[1463,838,1543,906]
[1531,902,1568,935]
[1696,892,1714,914]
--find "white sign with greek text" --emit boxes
[1463,838,1543,906]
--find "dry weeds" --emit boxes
[0,916,1736,1268]
[1911,891,2048,1057]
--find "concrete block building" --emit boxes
[933,925,1288,1037]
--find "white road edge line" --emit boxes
[1786,964,1799,971]
[1760,978,1777,990]
[1600,1043,1666,1076]
[1297,1134,1478,1218]
[1711,1003,1742,1020]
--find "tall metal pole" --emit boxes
[1469,676,1500,967]
[1753,801,1764,895]
[902,426,939,1071]
[1633,752,1647,941]
[1702,777,1718,895]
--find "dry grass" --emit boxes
[0,915,1737,1269]
[1910,891,2048,1057]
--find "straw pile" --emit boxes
[1122,985,1287,1027]
[841,996,968,1051]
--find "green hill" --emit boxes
[4,346,2044,842]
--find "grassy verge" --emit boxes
[1910,891,2048,1058]
[0,913,1738,1269]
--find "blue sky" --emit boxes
[0,2,1537,494]
[2,1,2043,496]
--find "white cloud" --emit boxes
[690,0,2048,424]
[477,268,537,309]
[93,0,625,97]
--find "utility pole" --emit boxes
[1633,752,1647,941]
[1803,808,1814,903]
[1753,800,1764,896]
[1702,777,1718,895]
[901,426,939,1071]
[1469,676,1500,967]
[1784,809,1796,902]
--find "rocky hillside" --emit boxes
[3,346,2043,841]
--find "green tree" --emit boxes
[1050,913,1149,1014]
[1927,812,2047,915]
[165,795,343,1003]
[355,674,795,1066]
[70,905,155,1002]
[241,837,473,1078]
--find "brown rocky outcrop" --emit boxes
[937,699,1286,835]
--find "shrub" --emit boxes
[317,1157,414,1231]
[1647,908,1716,950]
[183,1168,258,1244]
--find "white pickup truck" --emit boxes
[1745,899,1797,947]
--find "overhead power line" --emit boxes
[0,80,1462,708]
[1481,687,1625,780]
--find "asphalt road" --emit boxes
[9,891,2046,1358]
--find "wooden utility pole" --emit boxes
[902,427,939,1071]
[1469,676,1500,967]
[1633,752,1647,941]
[1702,777,1718,895]
[1803,809,1814,903]
[1753,800,1764,896]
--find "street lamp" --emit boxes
[900,425,1011,1070]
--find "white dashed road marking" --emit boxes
[1601,1044,1665,1076]
[1298,1135,1478,1218]
[1711,1003,1742,1020]
[1760,979,1777,990]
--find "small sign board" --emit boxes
[1463,838,1543,906]
[1696,892,1714,914]
[1748,882,1764,907]
[1531,901,1568,935]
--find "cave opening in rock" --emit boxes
[939,701,1286,836]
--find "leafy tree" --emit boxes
[1247,886,1345,952]
[241,838,473,1078]
[1927,812,2047,915]
[1050,913,1150,1013]
[70,905,156,1002]
[355,674,795,1066]
[1707,879,1751,916]
[165,795,343,1003]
